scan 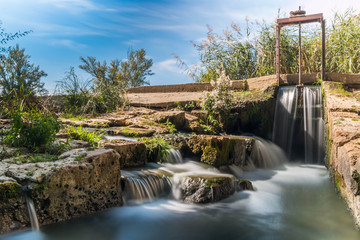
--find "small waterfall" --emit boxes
[163,149,184,164]
[272,86,298,157]
[250,138,287,169]
[121,170,172,205]
[23,186,40,231]
[303,86,325,164]
[273,85,325,164]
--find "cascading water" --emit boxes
[121,169,173,205]
[23,186,40,231]
[273,85,325,164]
[163,149,183,164]
[250,137,287,169]
[303,86,325,164]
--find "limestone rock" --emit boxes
[152,110,186,130]
[188,135,254,168]
[175,174,236,203]
[101,140,147,168]
[108,126,155,137]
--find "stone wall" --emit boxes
[323,81,360,228]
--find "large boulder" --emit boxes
[188,135,254,168]
[1,148,123,230]
[174,174,236,203]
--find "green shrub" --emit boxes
[161,119,177,133]
[6,109,60,151]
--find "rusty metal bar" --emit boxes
[321,19,326,80]
[277,13,323,26]
[276,25,281,85]
[299,23,302,85]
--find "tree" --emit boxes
[0,45,47,99]
[119,48,154,87]
[0,22,31,53]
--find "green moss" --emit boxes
[334,171,343,192]
[328,82,352,97]
[120,126,140,137]
[0,182,22,201]
[351,118,360,121]
[201,145,218,166]
[352,170,360,196]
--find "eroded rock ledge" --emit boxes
[323,81,360,228]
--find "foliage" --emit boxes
[177,101,196,111]
[56,67,91,114]
[175,22,256,82]
[0,45,47,99]
[5,109,60,151]
[119,48,154,88]
[138,137,171,162]
[177,9,360,82]
[67,125,104,147]
[13,153,58,163]
[161,119,177,133]
[0,22,31,53]
[201,70,233,129]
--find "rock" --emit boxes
[188,135,254,168]
[100,140,147,168]
[0,148,123,232]
[0,180,28,234]
[68,140,91,149]
[175,173,236,203]
[108,126,155,137]
[152,110,186,130]
[236,179,254,191]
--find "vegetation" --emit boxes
[176,9,360,82]
[67,125,104,147]
[138,137,172,162]
[5,109,60,152]
[201,70,233,130]
[161,119,177,133]
[0,45,47,99]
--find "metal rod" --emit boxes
[276,25,281,85]
[321,19,326,81]
[299,23,302,85]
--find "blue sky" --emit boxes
[1,0,360,92]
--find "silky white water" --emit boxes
[4,164,360,240]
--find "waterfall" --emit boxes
[163,149,184,164]
[250,138,288,169]
[121,170,172,205]
[303,86,325,164]
[23,186,40,231]
[272,86,298,157]
[273,85,325,164]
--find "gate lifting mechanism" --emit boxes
[276,7,326,86]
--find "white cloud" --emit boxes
[49,39,87,49]
[153,58,182,74]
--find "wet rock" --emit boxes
[236,179,254,191]
[175,174,236,203]
[100,140,146,168]
[188,135,254,168]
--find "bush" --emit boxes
[201,70,233,130]
[5,109,60,151]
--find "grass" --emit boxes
[161,119,177,133]
[13,154,58,163]
[61,113,89,121]
[67,125,104,147]
[233,89,273,102]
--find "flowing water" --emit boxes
[23,187,40,231]
[3,164,360,240]
[273,85,325,163]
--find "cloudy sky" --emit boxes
[1,0,360,92]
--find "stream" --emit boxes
[2,163,360,240]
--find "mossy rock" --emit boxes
[0,181,23,202]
